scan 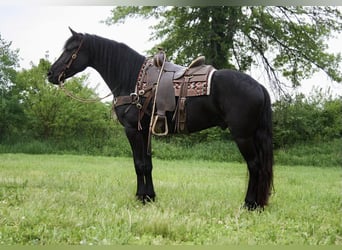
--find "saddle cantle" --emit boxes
[138,51,216,135]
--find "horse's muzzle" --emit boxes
[47,70,60,85]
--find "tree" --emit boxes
[15,58,113,143]
[105,6,342,95]
[15,58,63,139]
[0,34,23,140]
[0,34,19,90]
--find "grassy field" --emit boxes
[0,154,340,245]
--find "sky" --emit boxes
[0,5,341,100]
[0,5,156,98]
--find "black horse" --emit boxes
[48,28,273,210]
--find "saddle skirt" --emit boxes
[173,64,216,97]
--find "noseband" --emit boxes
[58,38,84,84]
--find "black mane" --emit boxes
[78,33,146,96]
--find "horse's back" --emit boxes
[212,69,264,98]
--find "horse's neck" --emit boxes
[88,41,121,95]
[87,36,145,96]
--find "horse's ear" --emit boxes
[69,27,78,36]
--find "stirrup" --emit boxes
[151,115,168,136]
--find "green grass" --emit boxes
[0,154,340,245]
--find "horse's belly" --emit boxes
[184,96,225,133]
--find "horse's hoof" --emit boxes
[244,201,263,211]
[136,195,145,204]
[136,195,156,204]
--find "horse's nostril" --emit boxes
[47,70,52,77]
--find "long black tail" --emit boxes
[254,85,274,207]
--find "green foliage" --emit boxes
[0,154,340,244]
[153,136,243,163]
[15,59,109,140]
[1,135,340,167]
[0,34,22,140]
[106,6,342,91]
[272,89,342,147]
[275,139,341,167]
[0,34,19,88]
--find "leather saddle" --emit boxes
[164,56,206,79]
[138,51,216,135]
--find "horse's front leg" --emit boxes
[125,127,155,203]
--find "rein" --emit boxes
[59,83,113,103]
[57,38,113,103]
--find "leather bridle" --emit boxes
[56,38,113,103]
[58,38,84,84]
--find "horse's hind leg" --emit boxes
[235,137,260,210]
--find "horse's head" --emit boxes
[47,28,89,85]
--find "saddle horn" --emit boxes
[153,48,166,67]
